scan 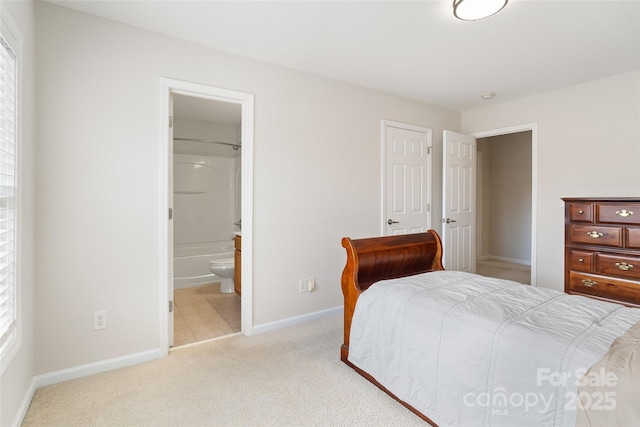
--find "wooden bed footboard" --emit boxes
[340,230,444,362]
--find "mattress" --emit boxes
[348,271,640,427]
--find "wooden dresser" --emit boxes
[563,197,640,307]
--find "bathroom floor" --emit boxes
[173,282,241,347]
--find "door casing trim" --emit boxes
[159,78,255,353]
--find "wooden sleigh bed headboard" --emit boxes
[340,230,444,362]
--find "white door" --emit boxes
[167,95,174,347]
[383,123,432,235]
[442,130,476,272]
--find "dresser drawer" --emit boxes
[569,271,640,305]
[569,202,594,222]
[628,227,640,249]
[598,203,640,225]
[597,253,640,280]
[569,250,593,272]
[569,224,622,247]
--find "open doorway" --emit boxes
[171,95,242,346]
[442,124,537,285]
[476,130,534,285]
[160,78,254,352]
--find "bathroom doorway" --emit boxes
[160,79,254,351]
[172,95,242,346]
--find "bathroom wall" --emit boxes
[234,122,242,225]
[173,117,239,251]
[173,118,240,158]
[173,154,235,247]
[234,156,241,226]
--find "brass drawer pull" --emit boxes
[586,231,604,238]
[578,210,584,214]
[578,258,584,262]
[581,279,597,287]
[615,209,633,217]
[615,262,634,271]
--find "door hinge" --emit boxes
[169,116,173,128]
[427,146,431,155]
[169,300,174,313]
[168,208,173,220]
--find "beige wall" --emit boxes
[463,70,640,291]
[9,3,637,424]
[1,1,35,426]
[33,2,460,375]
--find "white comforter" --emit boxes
[348,271,640,427]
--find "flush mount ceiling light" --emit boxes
[453,0,508,21]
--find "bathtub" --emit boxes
[173,241,234,289]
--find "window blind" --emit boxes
[0,34,16,354]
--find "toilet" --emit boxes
[208,258,235,294]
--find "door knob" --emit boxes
[445,218,457,224]
[387,219,399,225]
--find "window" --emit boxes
[0,28,17,358]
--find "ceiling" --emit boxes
[46,0,640,112]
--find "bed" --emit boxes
[340,230,640,427]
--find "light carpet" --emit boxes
[22,314,423,426]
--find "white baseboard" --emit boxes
[11,377,37,427]
[478,255,531,266]
[13,348,163,426]
[33,348,165,389]
[26,308,343,385]
[252,305,343,335]
[14,307,343,425]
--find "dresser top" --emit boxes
[562,197,640,202]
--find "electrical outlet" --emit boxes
[93,310,108,330]
[299,278,308,293]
